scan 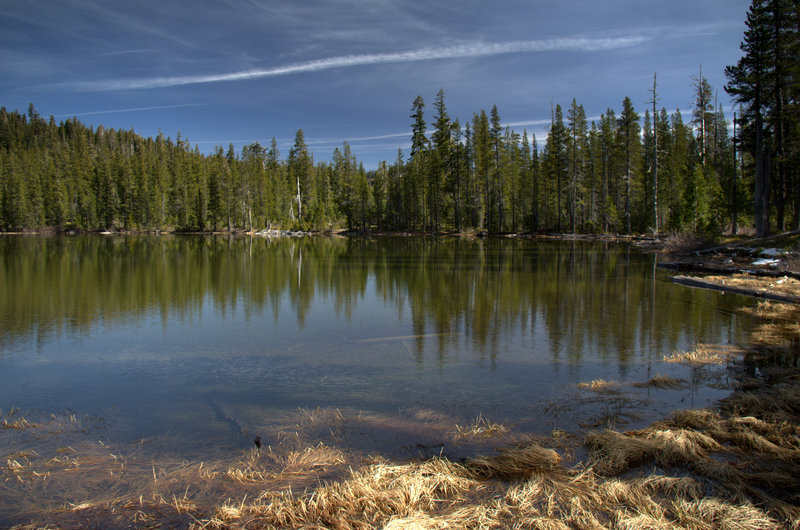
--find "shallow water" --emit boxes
[0,235,754,457]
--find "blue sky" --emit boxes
[1,0,749,169]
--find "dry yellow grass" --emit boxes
[452,414,509,441]
[224,442,348,484]
[704,274,800,300]
[4,418,799,528]
[577,378,618,391]
[662,344,729,364]
[710,275,800,354]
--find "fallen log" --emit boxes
[671,275,800,304]
[659,262,800,280]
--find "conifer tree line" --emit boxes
[0,0,796,235]
[0,88,740,235]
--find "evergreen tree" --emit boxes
[667,110,692,229]
[619,97,640,234]
[726,0,774,236]
[288,130,313,227]
[451,119,464,232]
[265,138,287,227]
[372,161,388,229]
[207,147,224,231]
[599,110,617,233]
[545,104,567,231]
[408,96,427,229]
[567,99,588,233]
[431,89,451,231]
[472,111,491,230]
[691,67,715,167]
[489,105,504,232]
[241,142,265,231]
[333,143,358,230]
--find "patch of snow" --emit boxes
[752,258,780,266]
[760,248,785,257]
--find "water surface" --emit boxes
[0,235,754,455]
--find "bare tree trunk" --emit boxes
[755,147,770,237]
[651,74,659,234]
[793,167,800,230]
[731,111,738,235]
[296,175,302,221]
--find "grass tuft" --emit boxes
[663,345,726,365]
[453,414,509,441]
[634,373,689,389]
[577,378,618,392]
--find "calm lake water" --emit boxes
[0,235,755,456]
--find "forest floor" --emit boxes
[2,233,799,529]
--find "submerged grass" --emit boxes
[2,274,799,528]
[4,400,800,528]
[663,344,728,365]
[577,378,617,392]
[452,414,509,441]
[633,374,689,389]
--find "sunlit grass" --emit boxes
[577,378,618,392]
[663,345,726,365]
[4,396,800,528]
[453,414,509,441]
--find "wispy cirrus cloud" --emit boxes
[505,115,602,129]
[307,132,410,145]
[54,103,205,118]
[68,36,649,91]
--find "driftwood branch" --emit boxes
[671,275,800,304]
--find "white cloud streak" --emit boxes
[73,36,649,91]
[54,103,205,118]
[306,132,410,145]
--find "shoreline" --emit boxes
[0,226,661,239]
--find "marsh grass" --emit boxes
[202,427,797,529]
[4,402,800,528]
[452,414,509,441]
[224,443,348,484]
[633,374,689,389]
[742,300,800,353]
[720,275,800,354]
[577,378,618,392]
[2,417,38,430]
[663,344,731,365]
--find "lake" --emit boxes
[0,235,754,458]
